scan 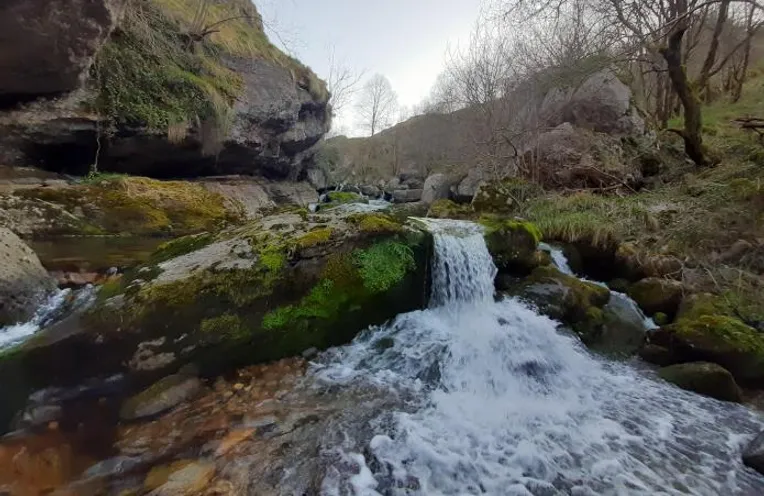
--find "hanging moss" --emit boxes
[353,241,416,293]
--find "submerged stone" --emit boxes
[120,374,202,421]
[744,431,764,476]
[658,362,742,402]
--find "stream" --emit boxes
[1,220,763,494]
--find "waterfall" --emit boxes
[311,219,764,495]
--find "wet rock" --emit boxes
[83,455,144,479]
[597,292,651,355]
[510,266,611,345]
[639,344,675,367]
[627,278,684,318]
[215,428,255,456]
[148,461,215,496]
[301,347,319,359]
[0,227,56,326]
[658,362,742,402]
[743,431,764,476]
[144,460,194,492]
[120,375,202,421]
[392,189,423,203]
[482,218,543,275]
[650,315,764,387]
[360,185,381,198]
[421,174,453,204]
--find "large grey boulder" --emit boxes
[453,169,486,202]
[0,227,55,326]
[421,174,452,204]
[198,176,318,219]
[0,0,125,101]
[539,69,645,135]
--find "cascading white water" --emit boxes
[0,286,96,349]
[312,219,764,495]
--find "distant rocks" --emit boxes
[392,189,423,203]
[0,227,55,326]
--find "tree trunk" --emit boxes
[697,0,730,95]
[661,23,708,167]
[733,4,756,103]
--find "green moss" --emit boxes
[653,312,669,326]
[672,315,764,355]
[262,240,419,332]
[15,177,236,236]
[296,227,333,249]
[473,178,543,214]
[199,313,249,342]
[676,293,734,321]
[480,216,542,274]
[348,213,404,234]
[150,233,215,264]
[627,278,684,317]
[353,241,416,293]
[327,191,364,204]
[427,199,475,220]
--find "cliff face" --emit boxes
[0,0,330,180]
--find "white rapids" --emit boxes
[310,219,764,495]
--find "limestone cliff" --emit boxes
[0,0,330,181]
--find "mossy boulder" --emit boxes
[472,178,542,214]
[481,216,543,275]
[509,266,611,344]
[639,344,675,366]
[0,211,430,433]
[650,315,764,386]
[658,362,742,402]
[676,293,735,321]
[11,176,239,237]
[627,277,684,318]
[427,199,474,220]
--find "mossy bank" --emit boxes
[0,210,430,433]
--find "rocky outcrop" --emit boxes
[0,228,56,326]
[0,0,329,182]
[0,210,430,433]
[0,0,125,105]
[535,69,644,136]
[627,278,684,318]
[197,176,318,219]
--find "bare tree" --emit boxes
[326,48,364,116]
[356,74,398,136]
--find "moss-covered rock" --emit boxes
[427,199,475,220]
[12,177,239,237]
[347,213,405,235]
[481,216,543,275]
[510,266,611,344]
[0,211,431,433]
[472,178,543,214]
[326,191,366,205]
[627,277,684,318]
[651,315,764,386]
[676,293,735,321]
[658,362,742,402]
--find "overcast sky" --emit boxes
[257,0,484,135]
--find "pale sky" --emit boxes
[257,0,484,135]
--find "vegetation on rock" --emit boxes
[15,176,237,236]
[658,362,742,402]
[627,278,684,318]
[480,216,542,275]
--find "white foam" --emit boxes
[313,222,764,494]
